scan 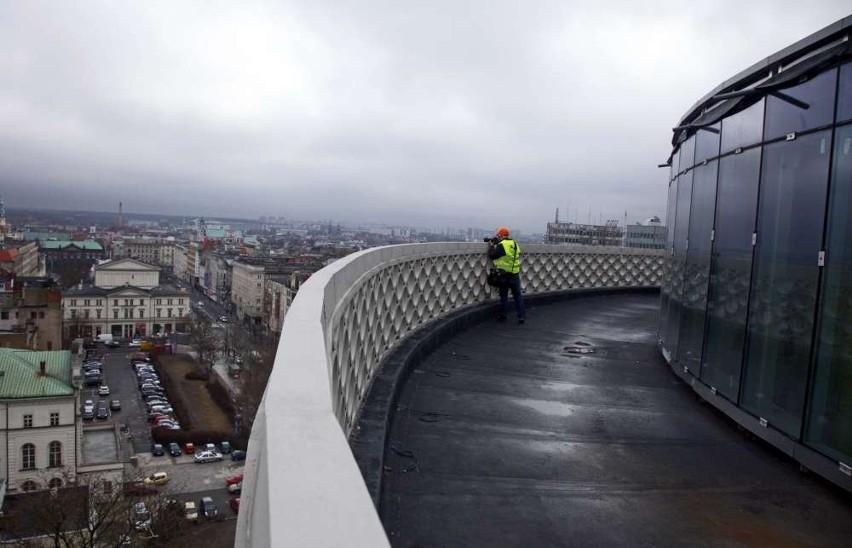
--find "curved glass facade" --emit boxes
[661,48,852,477]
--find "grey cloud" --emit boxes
[1,1,850,233]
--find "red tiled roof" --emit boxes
[0,249,20,262]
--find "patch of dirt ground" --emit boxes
[158,354,232,431]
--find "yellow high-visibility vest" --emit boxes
[495,239,521,274]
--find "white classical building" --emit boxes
[62,258,190,339]
[0,349,78,494]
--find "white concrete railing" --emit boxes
[235,243,663,548]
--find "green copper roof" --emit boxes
[23,231,71,241]
[0,349,74,399]
[40,240,104,251]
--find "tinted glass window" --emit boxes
[664,172,693,360]
[806,124,852,462]
[702,148,761,400]
[742,131,831,436]
[659,179,678,342]
[764,70,837,141]
[679,136,696,172]
[721,99,764,154]
[838,62,852,123]
[677,162,718,375]
[695,124,721,165]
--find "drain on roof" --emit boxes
[563,346,595,354]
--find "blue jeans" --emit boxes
[498,272,526,320]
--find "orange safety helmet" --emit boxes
[496,227,510,238]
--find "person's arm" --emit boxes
[488,242,505,260]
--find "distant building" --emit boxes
[62,258,189,339]
[231,262,265,326]
[625,217,667,250]
[111,238,175,268]
[0,349,78,494]
[0,242,43,277]
[546,220,623,247]
[0,277,62,351]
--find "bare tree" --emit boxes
[187,314,221,375]
[0,470,183,547]
[234,335,277,434]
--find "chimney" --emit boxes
[39,360,46,375]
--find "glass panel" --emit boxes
[742,130,832,436]
[806,124,852,462]
[679,136,696,172]
[838,62,852,123]
[659,179,678,345]
[677,162,718,375]
[695,124,721,164]
[664,171,694,361]
[702,148,761,400]
[721,99,765,154]
[764,69,837,141]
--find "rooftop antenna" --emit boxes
[555,207,559,224]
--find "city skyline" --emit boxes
[1,2,850,233]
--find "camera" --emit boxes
[483,237,499,244]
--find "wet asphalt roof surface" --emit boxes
[378,293,852,547]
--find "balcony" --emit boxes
[235,243,852,547]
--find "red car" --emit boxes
[230,498,240,514]
[226,473,243,486]
[183,442,195,455]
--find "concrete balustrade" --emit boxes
[235,243,664,547]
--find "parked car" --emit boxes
[149,406,174,415]
[98,384,110,396]
[151,443,165,457]
[143,472,170,485]
[220,441,232,454]
[96,402,110,420]
[104,340,121,348]
[168,442,182,457]
[199,496,217,517]
[194,450,223,463]
[228,482,242,495]
[230,497,241,514]
[82,408,95,421]
[184,442,195,454]
[123,482,157,496]
[231,450,247,461]
[219,316,228,323]
[226,473,243,486]
[85,376,101,387]
[185,501,199,522]
[133,502,151,530]
[153,421,180,430]
[148,412,171,423]
[129,339,142,347]
[110,399,121,411]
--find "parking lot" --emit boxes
[83,344,245,530]
[82,346,154,454]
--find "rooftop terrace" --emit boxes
[375,292,852,546]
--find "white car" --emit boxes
[133,502,151,530]
[194,450,223,463]
[98,385,110,396]
[129,339,142,347]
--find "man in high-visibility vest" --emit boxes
[487,226,526,324]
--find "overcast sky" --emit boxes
[0,2,849,233]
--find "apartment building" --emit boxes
[0,349,78,494]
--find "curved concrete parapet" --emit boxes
[235,243,664,547]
